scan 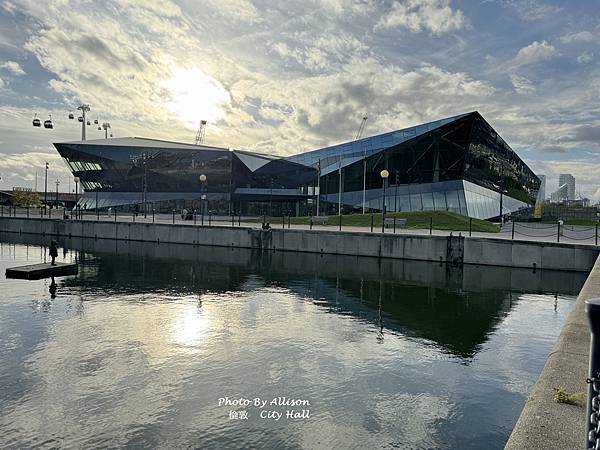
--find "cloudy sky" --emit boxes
[0,0,599,200]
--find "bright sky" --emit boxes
[0,0,598,200]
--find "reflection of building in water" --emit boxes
[4,234,584,360]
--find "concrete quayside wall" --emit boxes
[0,217,598,271]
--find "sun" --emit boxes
[162,66,231,128]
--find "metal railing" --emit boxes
[1,207,599,245]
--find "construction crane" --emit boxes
[355,115,368,140]
[195,120,207,145]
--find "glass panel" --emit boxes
[410,193,422,211]
[446,190,460,213]
[399,195,411,212]
[433,191,446,211]
[422,192,434,210]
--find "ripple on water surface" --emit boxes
[0,238,583,449]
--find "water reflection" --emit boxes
[2,233,584,359]
[0,233,586,449]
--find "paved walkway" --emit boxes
[2,209,598,247]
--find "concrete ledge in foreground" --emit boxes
[505,254,600,449]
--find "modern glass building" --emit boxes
[54,111,539,219]
[287,111,539,219]
[54,138,316,216]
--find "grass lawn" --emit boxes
[250,211,500,233]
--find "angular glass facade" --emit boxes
[55,138,316,214]
[54,112,539,219]
[291,111,538,219]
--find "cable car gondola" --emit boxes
[94,118,98,124]
[86,120,91,125]
[97,126,101,130]
[68,111,74,119]
[32,114,41,127]
[43,114,53,129]
[78,116,84,122]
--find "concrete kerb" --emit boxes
[505,254,600,450]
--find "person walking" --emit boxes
[49,240,58,266]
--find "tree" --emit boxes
[11,190,41,207]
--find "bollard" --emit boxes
[557,222,560,243]
[370,214,374,232]
[209,213,212,226]
[429,217,433,235]
[49,208,52,219]
[152,209,155,224]
[310,217,313,230]
[172,209,175,224]
[469,217,472,237]
[238,215,241,226]
[27,207,29,219]
[339,215,342,231]
[512,221,515,240]
[585,298,600,450]
[40,207,43,218]
[282,216,285,229]
[97,206,99,221]
[133,212,136,223]
[194,210,197,225]
[393,217,396,234]
[114,210,117,222]
[201,213,204,226]
[288,215,291,229]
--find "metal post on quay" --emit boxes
[585,298,600,450]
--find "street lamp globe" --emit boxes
[380,169,389,179]
[199,174,207,182]
[73,176,80,183]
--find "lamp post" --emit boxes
[55,179,60,209]
[199,174,207,216]
[380,169,389,233]
[142,152,148,218]
[74,176,80,219]
[44,162,48,214]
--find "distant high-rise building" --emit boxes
[537,174,546,200]
[550,183,569,203]
[558,174,576,200]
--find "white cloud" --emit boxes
[510,74,535,94]
[314,0,374,16]
[0,60,25,75]
[504,0,561,21]
[205,0,261,23]
[1,1,16,14]
[0,76,5,89]
[577,52,593,65]
[376,0,468,34]
[513,40,557,67]
[559,31,594,44]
